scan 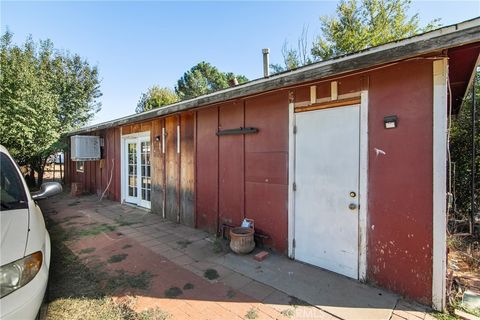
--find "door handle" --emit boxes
[349,203,357,210]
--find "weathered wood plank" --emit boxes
[195,107,219,233]
[165,116,179,222]
[295,97,361,113]
[180,112,195,227]
[150,119,165,216]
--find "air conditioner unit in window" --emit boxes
[71,135,101,161]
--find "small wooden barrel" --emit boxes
[230,227,255,254]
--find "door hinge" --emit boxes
[293,125,297,134]
[293,238,296,248]
[293,182,297,191]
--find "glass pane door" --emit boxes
[124,136,151,209]
[140,141,151,202]
[127,142,137,198]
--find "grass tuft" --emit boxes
[79,247,96,254]
[245,307,258,319]
[105,270,153,293]
[176,240,192,249]
[183,283,194,290]
[280,309,295,318]
[114,216,142,226]
[68,201,81,206]
[164,287,183,298]
[76,224,117,238]
[204,268,219,280]
[136,307,170,320]
[212,237,225,254]
[108,253,128,264]
[226,289,236,299]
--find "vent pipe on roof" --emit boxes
[228,77,239,87]
[262,48,270,78]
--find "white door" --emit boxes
[294,105,360,279]
[124,137,151,209]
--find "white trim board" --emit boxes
[288,101,295,259]
[432,59,448,311]
[358,91,369,281]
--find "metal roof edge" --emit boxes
[69,17,480,136]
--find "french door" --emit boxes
[124,136,151,209]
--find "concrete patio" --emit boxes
[41,193,434,320]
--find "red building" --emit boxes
[65,19,480,310]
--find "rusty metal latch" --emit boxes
[349,203,357,210]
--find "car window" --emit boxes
[0,152,28,211]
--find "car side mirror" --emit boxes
[31,182,63,201]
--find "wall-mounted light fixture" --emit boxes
[384,115,398,129]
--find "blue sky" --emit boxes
[2,1,479,125]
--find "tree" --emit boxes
[270,26,312,74]
[311,0,440,61]
[175,62,248,100]
[136,86,179,113]
[450,70,480,231]
[0,31,101,186]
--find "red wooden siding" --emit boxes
[67,127,121,201]
[367,60,433,303]
[165,116,180,222]
[180,112,195,227]
[151,119,165,216]
[195,107,219,233]
[244,92,289,253]
[219,101,245,227]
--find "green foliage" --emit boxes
[107,253,128,264]
[311,0,440,61]
[0,30,101,185]
[136,86,179,113]
[245,307,258,319]
[175,61,247,100]
[0,32,60,165]
[450,71,480,220]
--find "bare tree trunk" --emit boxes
[37,157,48,187]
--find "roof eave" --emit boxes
[69,17,480,136]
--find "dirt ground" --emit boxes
[40,194,299,320]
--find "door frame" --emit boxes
[288,90,369,280]
[121,130,151,209]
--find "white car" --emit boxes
[0,145,62,319]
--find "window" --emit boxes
[0,153,28,211]
[76,161,85,173]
